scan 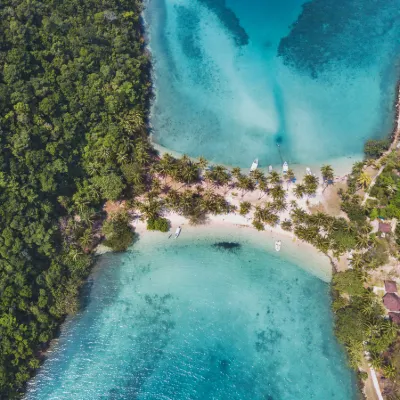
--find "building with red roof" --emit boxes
[384,280,398,293]
[389,312,400,325]
[383,293,400,312]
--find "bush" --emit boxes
[102,212,134,252]
[359,371,368,381]
[147,217,170,232]
[364,139,390,159]
[341,201,367,224]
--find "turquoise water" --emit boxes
[145,0,400,166]
[27,234,358,399]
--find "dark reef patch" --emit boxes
[278,0,400,78]
[176,5,203,60]
[197,0,249,46]
[212,241,242,251]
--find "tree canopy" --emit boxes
[0,0,151,396]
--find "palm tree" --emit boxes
[122,109,144,133]
[212,165,230,187]
[251,170,265,182]
[357,171,372,190]
[315,235,331,253]
[264,212,279,227]
[134,140,151,166]
[272,198,287,212]
[69,247,83,262]
[381,320,398,339]
[291,207,307,223]
[383,364,396,380]
[165,189,180,208]
[270,185,285,201]
[356,235,370,249]
[309,212,327,227]
[386,184,398,196]
[352,161,365,174]
[350,252,364,269]
[151,179,162,194]
[239,201,252,216]
[116,150,129,165]
[231,167,242,180]
[321,164,334,182]
[281,219,293,231]
[138,199,162,220]
[237,176,255,197]
[197,156,208,171]
[284,168,295,189]
[257,178,268,200]
[269,171,281,186]
[181,164,199,186]
[304,174,319,195]
[294,184,306,199]
[79,229,92,249]
[360,223,372,236]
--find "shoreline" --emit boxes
[131,211,333,282]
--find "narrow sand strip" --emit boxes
[132,211,333,282]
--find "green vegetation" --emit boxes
[368,152,400,220]
[0,0,151,397]
[0,0,398,396]
[147,216,170,232]
[103,212,135,252]
[239,201,252,216]
[333,270,397,370]
[364,139,390,159]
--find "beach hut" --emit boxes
[384,280,398,294]
[383,293,400,312]
[379,222,392,233]
[389,312,400,325]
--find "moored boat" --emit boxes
[275,240,281,252]
[282,162,288,174]
[175,226,182,238]
[250,158,258,172]
[269,165,273,173]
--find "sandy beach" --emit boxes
[131,205,333,282]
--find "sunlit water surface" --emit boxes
[27,235,359,399]
[145,0,400,166]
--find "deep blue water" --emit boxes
[26,235,359,399]
[146,0,400,166]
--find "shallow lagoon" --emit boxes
[27,234,358,399]
[146,0,400,166]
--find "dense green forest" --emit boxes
[0,0,151,397]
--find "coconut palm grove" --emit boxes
[1,0,400,399]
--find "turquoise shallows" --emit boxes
[26,235,358,399]
[145,0,400,166]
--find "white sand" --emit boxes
[132,209,333,282]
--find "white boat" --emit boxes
[250,159,258,172]
[275,240,281,252]
[174,226,182,239]
[268,165,273,173]
[282,162,288,174]
[306,167,312,176]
